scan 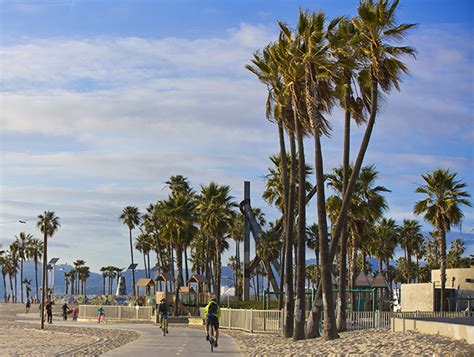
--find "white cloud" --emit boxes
[1,23,473,270]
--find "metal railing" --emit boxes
[78,305,154,321]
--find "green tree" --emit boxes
[119,206,141,296]
[257,226,282,293]
[197,182,236,303]
[447,239,467,268]
[15,232,33,303]
[26,238,43,302]
[37,211,60,329]
[399,219,423,283]
[414,169,471,311]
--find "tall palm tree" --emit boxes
[99,267,107,295]
[197,182,236,303]
[119,206,141,296]
[15,232,33,303]
[0,252,8,302]
[37,210,60,329]
[26,238,43,302]
[414,169,471,311]
[247,41,296,338]
[136,231,151,278]
[159,192,197,315]
[399,219,423,282]
[307,1,415,338]
[9,241,20,303]
[370,218,399,274]
[73,260,85,294]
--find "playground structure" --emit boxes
[154,272,176,304]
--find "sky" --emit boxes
[1,0,473,272]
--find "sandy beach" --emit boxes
[0,303,139,356]
[188,324,474,356]
[2,302,474,356]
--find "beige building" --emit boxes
[401,266,474,311]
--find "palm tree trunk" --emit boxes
[9,273,14,302]
[216,239,222,303]
[143,252,147,279]
[184,248,189,285]
[174,245,183,316]
[284,132,296,338]
[439,228,447,311]
[34,256,39,302]
[147,251,152,280]
[306,78,380,338]
[14,271,17,303]
[129,228,136,296]
[278,120,290,311]
[102,275,106,295]
[378,259,383,274]
[278,240,286,309]
[337,82,351,332]
[293,115,306,341]
[20,258,24,303]
[2,272,7,302]
[40,233,48,329]
[314,129,339,340]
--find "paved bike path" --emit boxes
[17,313,241,356]
[102,323,241,356]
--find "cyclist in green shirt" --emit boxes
[204,298,220,347]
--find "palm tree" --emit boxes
[73,260,85,294]
[136,231,151,278]
[370,218,399,274]
[26,238,43,302]
[257,227,281,293]
[3,253,17,302]
[37,210,61,329]
[0,252,8,302]
[399,219,423,282]
[100,267,107,295]
[9,241,20,303]
[159,192,197,315]
[15,232,33,303]
[326,164,389,330]
[247,41,296,338]
[306,223,320,283]
[414,168,471,311]
[119,206,141,297]
[64,270,71,295]
[197,182,236,303]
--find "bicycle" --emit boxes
[208,325,216,352]
[160,314,168,336]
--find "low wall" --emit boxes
[400,283,434,311]
[392,317,474,344]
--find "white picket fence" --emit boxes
[201,308,470,334]
[78,305,154,321]
[200,308,283,333]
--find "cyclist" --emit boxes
[204,298,220,348]
[158,298,169,333]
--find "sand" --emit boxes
[2,302,474,356]
[0,303,139,356]
[188,325,474,356]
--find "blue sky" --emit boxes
[1,0,473,271]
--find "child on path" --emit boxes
[97,306,106,323]
[72,308,78,321]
